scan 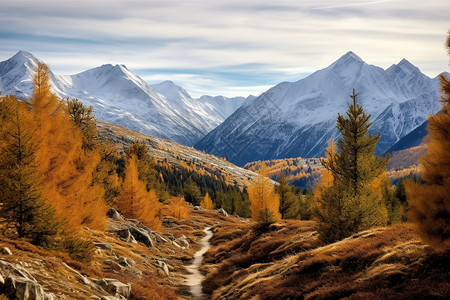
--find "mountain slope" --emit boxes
[0,51,247,146]
[196,52,442,166]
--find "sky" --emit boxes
[0,0,448,98]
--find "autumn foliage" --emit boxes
[116,155,162,230]
[407,34,450,250]
[248,163,281,226]
[165,196,190,220]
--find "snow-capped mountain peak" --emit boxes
[0,51,248,146]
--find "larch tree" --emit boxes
[406,32,450,250]
[315,90,389,243]
[200,192,214,210]
[0,97,62,245]
[30,63,107,230]
[248,163,281,226]
[117,155,162,230]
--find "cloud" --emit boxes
[0,0,448,97]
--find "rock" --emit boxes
[177,236,190,249]
[103,260,114,266]
[163,233,175,241]
[269,223,285,231]
[94,243,113,251]
[117,257,135,267]
[106,208,124,221]
[128,227,154,247]
[153,233,168,243]
[61,262,91,285]
[1,247,12,255]
[2,276,46,300]
[93,278,131,298]
[0,260,36,282]
[156,260,169,276]
[216,208,228,217]
[193,206,204,211]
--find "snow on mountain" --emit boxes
[0,51,247,146]
[195,51,443,166]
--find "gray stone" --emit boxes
[177,236,189,249]
[106,208,124,221]
[117,257,136,267]
[61,262,91,285]
[156,260,169,276]
[216,208,228,217]
[153,233,168,243]
[94,243,113,251]
[2,276,46,300]
[128,227,154,247]
[1,247,12,255]
[93,278,131,298]
[193,206,204,211]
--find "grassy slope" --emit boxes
[203,220,449,299]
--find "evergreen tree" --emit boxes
[276,172,299,219]
[406,32,450,250]
[183,177,202,205]
[316,89,389,243]
[67,98,97,150]
[0,98,62,245]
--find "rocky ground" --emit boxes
[0,207,241,299]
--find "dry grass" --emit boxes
[203,222,450,300]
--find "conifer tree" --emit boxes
[316,90,389,243]
[406,33,450,250]
[67,98,98,150]
[0,97,62,245]
[30,63,107,230]
[276,172,299,219]
[200,192,214,209]
[249,163,281,226]
[117,155,162,230]
[183,177,202,206]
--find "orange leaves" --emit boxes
[201,193,214,210]
[165,196,190,220]
[116,155,162,230]
[248,163,281,224]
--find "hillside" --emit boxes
[202,221,449,299]
[96,122,263,189]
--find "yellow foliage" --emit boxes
[30,63,107,230]
[201,193,214,210]
[116,155,162,230]
[248,163,281,223]
[165,196,190,220]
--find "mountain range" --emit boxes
[196,52,446,165]
[0,51,446,165]
[0,51,250,146]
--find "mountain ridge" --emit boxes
[195,51,443,165]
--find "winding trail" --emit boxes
[185,227,213,299]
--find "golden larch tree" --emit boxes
[248,163,281,225]
[406,32,450,250]
[116,155,162,230]
[200,192,214,210]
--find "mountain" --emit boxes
[0,51,247,146]
[196,51,443,166]
[384,120,428,154]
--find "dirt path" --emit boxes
[184,227,213,299]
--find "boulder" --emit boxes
[193,206,204,211]
[128,227,154,247]
[117,257,136,267]
[153,233,168,244]
[156,260,169,276]
[93,278,131,298]
[2,276,46,300]
[216,208,228,217]
[177,236,189,249]
[106,208,124,221]
[1,247,12,255]
[94,243,113,251]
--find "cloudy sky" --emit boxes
[0,0,448,97]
